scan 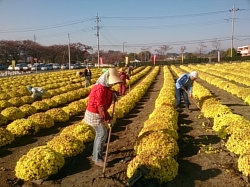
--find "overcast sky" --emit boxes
[0,0,250,54]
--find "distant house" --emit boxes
[237,45,250,56]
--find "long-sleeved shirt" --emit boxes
[175,73,194,94]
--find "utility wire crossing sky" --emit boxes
[0,0,249,53]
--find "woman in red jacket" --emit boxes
[84,68,123,167]
[118,68,129,95]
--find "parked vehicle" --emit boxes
[31,64,43,71]
[87,63,94,67]
[41,64,53,71]
[61,64,69,70]
[7,65,13,71]
[14,63,28,71]
[0,64,6,70]
[52,63,60,69]
[70,63,81,69]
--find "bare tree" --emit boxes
[212,39,221,51]
[154,45,173,56]
[196,42,207,58]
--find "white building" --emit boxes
[237,45,250,56]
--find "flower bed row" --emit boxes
[171,64,250,179]
[13,66,158,181]
[127,66,179,184]
[0,67,151,147]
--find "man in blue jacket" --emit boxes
[175,71,198,112]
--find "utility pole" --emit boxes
[68,33,71,70]
[122,41,127,56]
[230,4,239,58]
[95,14,100,68]
[123,41,127,64]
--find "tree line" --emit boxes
[0,40,245,66]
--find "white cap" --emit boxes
[190,71,198,78]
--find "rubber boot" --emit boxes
[185,104,191,113]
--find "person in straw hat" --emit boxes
[118,67,129,95]
[175,71,198,113]
[83,68,123,167]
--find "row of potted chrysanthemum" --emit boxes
[13,66,158,182]
[186,63,250,105]
[172,64,250,179]
[0,67,151,147]
[126,66,179,184]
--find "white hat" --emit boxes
[108,68,123,84]
[190,71,198,78]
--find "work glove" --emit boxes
[98,106,111,121]
[108,120,114,128]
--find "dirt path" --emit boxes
[1,66,250,187]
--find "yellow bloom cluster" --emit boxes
[127,149,178,183]
[6,119,40,137]
[213,113,249,139]
[47,134,85,158]
[31,101,50,111]
[20,96,34,104]
[134,131,179,157]
[28,113,54,129]
[0,127,14,147]
[0,113,7,126]
[42,98,58,107]
[45,108,69,122]
[60,122,95,143]
[201,99,231,118]
[62,101,86,117]
[19,104,37,117]
[0,93,10,100]
[51,95,68,105]
[8,97,25,107]
[1,106,25,121]
[226,128,250,155]
[238,152,250,176]
[143,118,178,131]
[0,100,12,109]
[15,146,65,181]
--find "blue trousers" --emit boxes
[92,125,108,162]
[175,87,190,107]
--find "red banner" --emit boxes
[100,57,103,65]
[153,54,156,65]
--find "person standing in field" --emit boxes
[118,68,129,95]
[125,64,132,79]
[84,66,92,88]
[175,71,198,112]
[83,68,123,167]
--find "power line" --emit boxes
[0,17,95,33]
[101,10,230,20]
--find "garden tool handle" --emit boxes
[102,101,116,176]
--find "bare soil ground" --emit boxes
[1,66,250,187]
